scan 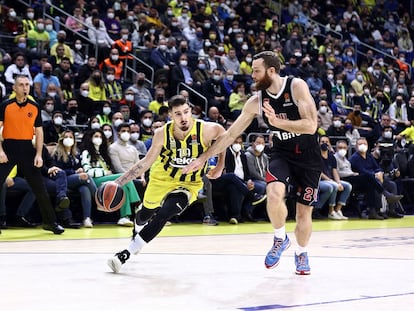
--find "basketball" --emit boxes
[95,182,126,213]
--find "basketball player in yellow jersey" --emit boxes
[108,95,225,273]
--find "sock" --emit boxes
[127,234,147,255]
[274,226,286,240]
[296,245,307,255]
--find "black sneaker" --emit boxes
[42,223,65,234]
[107,250,130,273]
[56,196,70,212]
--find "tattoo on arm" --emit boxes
[116,164,144,186]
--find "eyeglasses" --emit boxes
[253,51,275,60]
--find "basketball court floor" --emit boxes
[1,217,413,311]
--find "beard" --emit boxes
[255,72,273,91]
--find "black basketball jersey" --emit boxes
[260,77,320,166]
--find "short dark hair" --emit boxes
[117,122,131,132]
[253,51,281,73]
[168,95,188,110]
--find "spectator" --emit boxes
[33,62,64,103]
[62,97,88,127]
[76,56,99,91]
[44,18,57,49]
[27,18,49,56]
[88,15,114,63]
[139,110,154,142]
[103,7,121,40]
[53,130,96,228]
[315,136,351,220]
[228,82,247,120]
[204,68,227,113]
[104,67,123,106]
[128,123,147,156]
[81,128,139,227]
[317,100,333,131]
[43,111,66,145]
[222,69,237,96]
[128,72,153,111]
[87,70,107,107]
[148,88,168,115]
[112,28,134,62]
[4,52,33,93]
[99,48,124,81]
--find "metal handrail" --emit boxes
[177,82,209,113]
[124,52,154,87]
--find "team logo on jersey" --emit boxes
[27,112,33,118]
[283,93,293,107]
[190,134,199,146]
[263,98,269,106]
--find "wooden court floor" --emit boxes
[1,217,413,310]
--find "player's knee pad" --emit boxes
[159,192,189,219]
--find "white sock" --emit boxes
[127,234,147,255]
[274,226,286,240]
[296,245,307,255]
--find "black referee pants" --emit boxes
[0,140,56,225]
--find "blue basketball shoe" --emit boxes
[295,252,311,275]
[264,235,291,269]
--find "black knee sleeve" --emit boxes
[135,206,156,225]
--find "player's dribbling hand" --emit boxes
[182,158,204,175]
[206,166,223,179]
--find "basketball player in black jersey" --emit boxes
[184,51,322,275]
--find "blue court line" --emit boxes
[238,292,414,310]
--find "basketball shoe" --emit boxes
[107,249,130,273]
[264,235,291,269]
[295,252,311,275]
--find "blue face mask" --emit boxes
[18,43,26,49]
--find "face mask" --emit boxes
[157,96,164,103]
[27,12,34,19]
[81,90,89,97]
[337,149,347,157]
[319,106,327,114]
[384,131,393,139]
[364,89,370,95]
[113,119,123,128]
[43,70,51,77]
[103,130,112,139]
[236,37,243,44]
[46,24,53,31]
[344,124,353,131]
[125,94,134,102]
[218,26,224,31]
[9,11,17,18]
[347,51,353,57]
[320,143,329,151]
[54,117,63,126]
[137,80,145,86]
[121,34,129,41]
[320,94,327,100]
[159,44,167,51]
[120,132,131,142]
[358,144,368,153]
[204,23,211,28]
[106,74,115,82]
[356,75,363,82]
[45,104,54,113]
[111,55,119,61]
[75,44,82,50]
[192,114,200,119]
[242,44,248,50]
[349,92,355,98]
[245,57,252,63]
[48,92,57,98]
[92,137,102,146]
[37,23,44,31]
[294,52,302,57]
[180,60,188,67]
[213,75,220,81]
[100,107,110,116]
[327,74,334,80]
[63,137,74,147]
[218,46,224,52]
[336,80,342,85]
[255,144,265,153]
[142,118,152,127]
[167,10,173,16]
[18,42,26,49]
[107,13,115,19]
[384,87,390,93]
[226,75,234,81]
[387,69,394,75]
[171,22,178,27]
[231,143,242,153]
[398,88,404,94]
[205,41,211,47]
[333,120,342,128]
[198,63,206,70]
[130,132,139,141]
[91,122,101,129]
[335,98,342,105]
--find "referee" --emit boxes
[0,75,64,234]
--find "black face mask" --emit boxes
[320,143,329,151]
[137,80,145,86]
[93,76,101,83]
[354,110,360,116]
[58,38,65,44]
[43,70,51,77]
[68,107,77,114]
[157,96,164,103]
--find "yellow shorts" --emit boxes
[143,178,202,210]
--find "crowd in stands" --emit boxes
[0,0,414,231]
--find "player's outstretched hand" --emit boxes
[206,165,223,179]
[182,158,205,175]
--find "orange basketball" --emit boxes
[95,182,126,213]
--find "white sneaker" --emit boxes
[328,211,342,220]
[107,250,130,273]
[83,217,93,228]
[117,217,134,227]
[336,210,348,220]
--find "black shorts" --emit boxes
[266,153,321,206]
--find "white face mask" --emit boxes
[358,144,368,153]
[27,12,34,19]
[45,104,54,113]
[46,24,53,31]
[231,143,242,153]
[319,106,327,114]
[37,23,44,31]
[226,75,234,81]
[384,87,390,93]
[337,149,347,158]
[75,44,82,50]
[48,92,57,98]
[103,107,111,115]
[9,11,17,18]
[159,44,167,51]
[130,132,139,141]
[107,13,115,19]
[327,74,334,80]
[245,57,252,63]
[91,122,101,129]
[142,118,152,127]
[103,130,112,139]
[180,60,188,67]
[113,119,123,128]
[106,74,115,82]
[111,55,119,61]
[122,34,129,41]
[255,144,265,153]
[81,90,89,97]
[384,131,393,139]
[54,117,63,125]
[120,132,131,142]
[333,120,342,128]
[63,137,74,147]
[125,94,134,102]
[92,137,102,146]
